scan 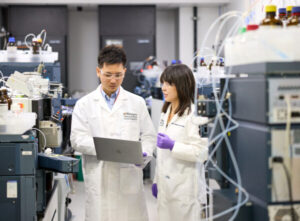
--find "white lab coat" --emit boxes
[70,85,156,221]
[154,105,208,221]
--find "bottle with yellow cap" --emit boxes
[287,6,300,27]
[261,5,283,27]
[287,6,293,19]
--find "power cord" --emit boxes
[272,156,295,221]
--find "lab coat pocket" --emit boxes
[121,121,139,140]
[120,166,142,195]
[164,173,196,203]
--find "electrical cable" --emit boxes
[31,127,47,151]
[281,162,295,221]
[273,156,295,221]
[284,96,296,221]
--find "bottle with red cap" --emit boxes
[244,25,259,63]
[246,24,259,31]
[287,6,300,26]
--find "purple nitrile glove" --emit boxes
[152,183,158,198]
[135,152,147,166]
[157,133,175,151]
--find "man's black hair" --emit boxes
[98,45,127,68]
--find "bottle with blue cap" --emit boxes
[6,36,17,61]
[199,57,206,66]
[287,6,300,26]
[278,8,287,21]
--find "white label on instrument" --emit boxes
[7,181,18,198]
[22,151,32,156]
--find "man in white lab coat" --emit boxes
[70,45,156,221]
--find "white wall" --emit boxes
[226,0,246,12]
[67,5,222,92]
[178,7,194,66]
[156,9,178,65]
[197,7,220,53]
[178,6,220,66]
[68,7,99,94]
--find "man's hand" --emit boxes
[135,152,151,168]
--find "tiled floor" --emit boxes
[68,179,158,221]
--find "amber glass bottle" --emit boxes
[261,5,283,27]
[278,8,287,21]
[0,90,9,113]
[287,6,293,19]
[287,6,300,26]
[1,89,12,110]
[200,57,206,67]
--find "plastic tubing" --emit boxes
[203,19,246,220]
[39,29,47,47]
[193,10,249,220]
[210,19,247,217]
[24,33,36,49]
[199,11,243,57]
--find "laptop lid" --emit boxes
[93,137,143,164]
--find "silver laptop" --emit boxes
[93,137,143,164]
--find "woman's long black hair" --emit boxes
[160,64,195,117]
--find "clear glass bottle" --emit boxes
[6,37,17,61]
[261,5,283,27]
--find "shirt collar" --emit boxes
[100,85,120,101]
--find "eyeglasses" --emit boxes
[100,71,124,80]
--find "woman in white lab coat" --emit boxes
[152,64,208,221]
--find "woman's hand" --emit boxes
[152,183,158,198]
[157,133,175,151]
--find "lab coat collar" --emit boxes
[165,105,179,127]
[111,87,128,112]
[92,85,128,112]
[165,103,193,127]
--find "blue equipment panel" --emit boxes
[0,62,61,82]
[0,176,36,221]
[38,153,79,173]
[0,135,37,176]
